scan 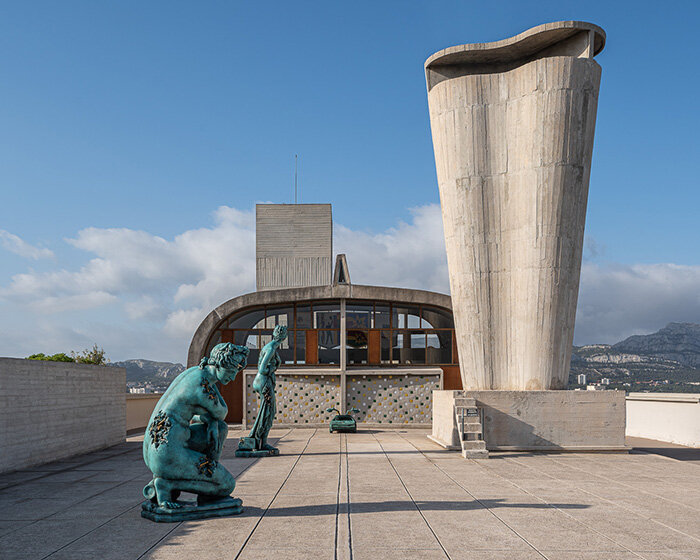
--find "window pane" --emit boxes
[426,330,452,364]
[227,308,265,329]
[347,329,368,365]
[233,330,259,365]
[421,306,454,329]
[346,303,371,329]
[392,306,421,329]
[393,330,425,364]
[295,330,306,364]
[318,330,340,364]
[296,305,312,329]
[381,331,393,363]
[265,307,293,329]
[205,331,223,357]
[314,302,340,329]
[233,330,258,348]
[374,305,391,328]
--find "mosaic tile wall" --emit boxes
[245,374,341,425]
[346,374,439,424]
[245,373,440,425]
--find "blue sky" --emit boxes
[1,1,698,363]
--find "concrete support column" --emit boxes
[340,298,347,413]
[425,21,606,390]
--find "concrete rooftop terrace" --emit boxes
[1,429,699,560]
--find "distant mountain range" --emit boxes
[571,323,700,391]
[111,359,185,383]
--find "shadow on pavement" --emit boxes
[240,498,590,517]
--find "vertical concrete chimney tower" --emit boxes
[425,22,605,390]
[256,204,333,291]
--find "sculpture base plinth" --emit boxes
[235,448,279,457]
[141,496,243,523]
[235,436,279,457]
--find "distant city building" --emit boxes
[586,384,605,391]
[577,374,587,385]
[601,378,610,385]
[129,387,146,394]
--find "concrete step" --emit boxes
[454,398,477,407]
[461,440,487,451]
[462,448,489,459]
[457,422,483,431]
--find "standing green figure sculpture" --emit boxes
[236,324,288,457]
[141,342,249,522]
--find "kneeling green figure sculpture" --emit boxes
[236,324,288,457]
[141,342,249,522]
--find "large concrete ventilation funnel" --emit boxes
[425,21,605,390]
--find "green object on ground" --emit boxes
[236,325,288,457]
[141,342,249,522]
[327,407,360,433]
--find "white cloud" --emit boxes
[0,230,54,260]
[0,203,698,363]
[574,262,700,344]
[335,204,449,293]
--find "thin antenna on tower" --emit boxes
[294,154,298,204]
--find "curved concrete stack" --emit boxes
[426,21,605,390]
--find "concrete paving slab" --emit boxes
[351,548,446,560]
[2,429,700,559]
[46,506,175,560]
[0,518,105,559]
[0,519,32,538]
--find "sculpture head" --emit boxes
[272,324,288,342]
[207,342,249,384]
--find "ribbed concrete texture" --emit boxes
[256,204,332,291]
[426,21,605,390]
[0,358,126,473]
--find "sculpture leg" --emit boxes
[188,420,227,459]
[248,389,266,443]
[260,392,277,451]
[145,444,237,507]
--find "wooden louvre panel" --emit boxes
[219,330,243,423]
[305,330,318,364]
[368,329,381,365]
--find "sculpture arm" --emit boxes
[195,379,228,421]
[191,413,213,425]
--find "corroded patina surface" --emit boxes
[236,325,288,457]
[141,342,249,521]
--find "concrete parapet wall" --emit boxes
[626,393,700,447]
[432,389,626,451]
[126,393,162,433]
[0,358,126,473]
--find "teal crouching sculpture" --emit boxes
[236,324,288,457]
[141,342,249,522]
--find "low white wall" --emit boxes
[126,393,162,433]
[0,357,126,473]
[626,393,700,447]
[432,390,627,451]
[431,390,461,448]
